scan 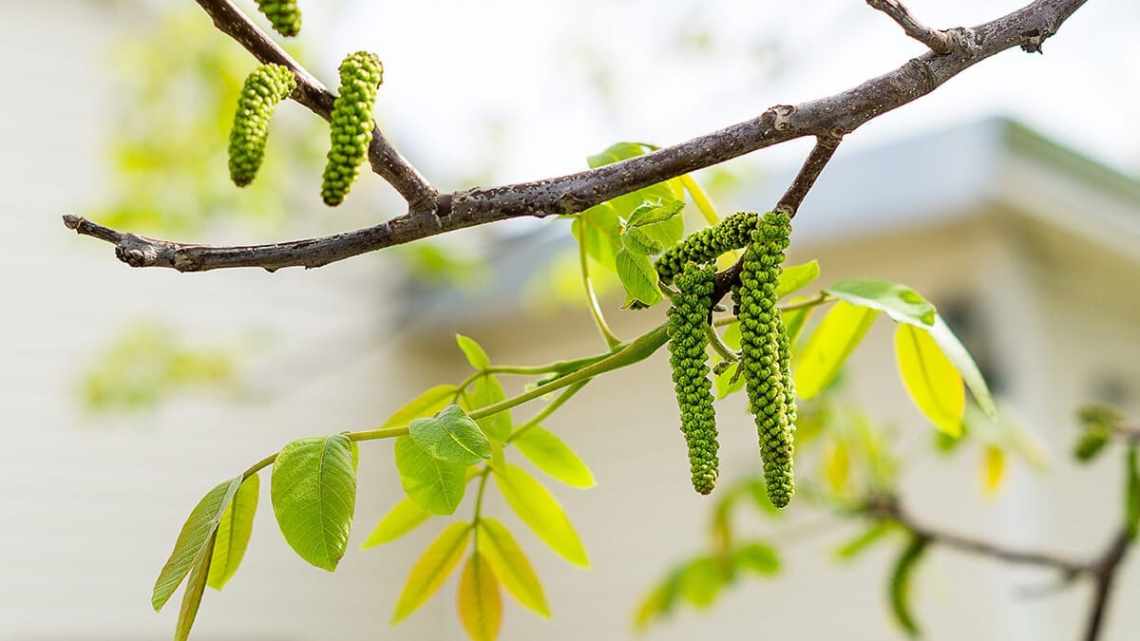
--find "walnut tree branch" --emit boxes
[194,0,437,211]
[63,0,1090,272]
[866,0,956,54]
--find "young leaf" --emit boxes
[835,522,895,561]
[1126,446,1140,538]
[572,208,622,273]
[678,556,724,608]
[621,226,665,256]
[456,335,491,371]
[775,260,821,299]
[411,404,492,466]
[894,324,966,437]
[383,384,460,428]
[477,517,550,617]
[466,375,513,442]
[733,541,781,576]
[981,445,1006,496]
[926,316,997,417]
[493,464,589,567]
[633,572,682,632]
[715,361,745,399]
[207,474,259,590]
[394,435,468,515]
[888,536,929,638]
[824,440,851,496]
[175,533,215,641]
[271,434,358,571]
[794,301,878,399]
[826,279,936,326]
[615,248,662,306]
[626,198,684,228]
[513,425,596,489]
[152,477,242,611]
[392,521,472,623]
[458,552,503,641]
[362,496,433,549]
[783,305,814,345]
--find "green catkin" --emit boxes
[227,64,296,188]
[320,51,383,207]
[733,211,796,508]
[667,263,719,495]
[256,0,302,37]
[656,211,759,284]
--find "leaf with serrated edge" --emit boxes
[152,477,241,611]
[392,522,472,623]
[514,426,595,489]
[207,474,259,590]
[478,517,550,617]
[395,435,468,515]
[493,464,589,567]
[411,404,492,466]
[271,434,357,571]
[362,496,433,549]
[895,324,965,437]
[458,552,502,641]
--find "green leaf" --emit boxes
[678,556,724,608]
[411,404,492,466]
[1074,405,1120,463]
[394,435,468,515]
[615,247,661,306]
[587,142,656,169]
[835,522,895,561]
[493,464,589,567]
[456,335,491,370]
[513,425,596,489]
[775,260,820,299]
[271,434,358,571]
[477,517,550,617]
[152,477,242,611]
[626,198,684,228]
[573,208,622,272]
[383,384,460,428]
[362,496,433,549]
[733,541,780,576]
[794,301,878,400]
[392,521,472,623]
[894,324,965,437]
[586,142,685,253]
[783,305,814,345]
[888,536,929,638]
[174,532,214,641]
[1126,446,1139,538]
[207,474,259,590]
[458,552,503,641]
[621,226,665,256]
[466,375,512,442]
[715,361,745,399]
[633,572,682,632]
[926,316,997,417]
[826,279,936,326]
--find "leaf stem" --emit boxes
[680,174,720,227]
[579,234,623,350]
[707,325,737,362]
[507,381,589,443]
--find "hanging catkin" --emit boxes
[227,64,296,187]
[321,51,383,206]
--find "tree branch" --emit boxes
[866,0,956,54]
[1083,526,1134,640]
[194,0,437,211]
[64,0,1090,272]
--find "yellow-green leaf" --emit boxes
[392,521,472,623]
[478,517,550,617]
[466,375,512,442]
[362,496,433,549]
[456,335,491,371]
[152,477,242,611]
[775,260,820,299]
[513,425,596,489]
[927,315,997,417]
[383,384,460,428]
[981,445,1006,496]
[394,435,468,515]
[894,324,966,437]
[458,552,503,641]
[207,474,259,590]
[889,536,928,638]
[271,434,358,571]
[794,301,877,399]
[824,440,851,496]
[493,464,589,567]
[175,532,214,641]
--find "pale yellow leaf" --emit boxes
[458,552,502,641]
[894,324,965,437]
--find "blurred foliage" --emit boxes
[80,321,242,413]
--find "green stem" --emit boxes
[507,381,589,443]
[473,467,492,522]
[579,234,623,350]
[680,174,721,227]
[707,325,737,362]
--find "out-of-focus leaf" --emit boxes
[478,517,550,617]
[633,571,682,632]
[457,552,502,641]
[152,477,241,611]
[207,474,259,590]
[775,260,820,299]
[394,435,468,515]
[678,556,724,609]
[271,435,358,571]
[513,425,596,489]
[794,301,877,399]
[783,305,814,346]
[888,536,929,638]
[1126,446,1139,539]
[894,324,965,437]
[824,440,851,496]
[383,385,460,428]
[981,445,1006,497]
[392,522,472,623]
[362,496,433,549]
[493,464,589,567]
[1074,405,1121,464]
[835,522,895,561]
[733,542,780,576]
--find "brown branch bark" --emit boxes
[63,0,1091,272]
[194,0,437,211]
[866,0,957,54]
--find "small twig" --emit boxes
[194,0,437,211]
[866,0,956,54]
[1083,529,1133,641]
[776,135,843,217]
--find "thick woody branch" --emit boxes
[194,0,437,211]
[866,0,956,54]
[65,0,1090,272]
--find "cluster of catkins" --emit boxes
[256,0,302,38]
[659,210,798,507]
[225,51,383,207]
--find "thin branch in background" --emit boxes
[865,0,956,54]
[1083,529,1133,641]
[63,0,1091,273]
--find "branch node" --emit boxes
[866,0,956,55]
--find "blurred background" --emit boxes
[2,0,1139,640]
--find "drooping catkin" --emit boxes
[655,211,758,284]
[320,51,383,207]
[667,263,719,495]
[256,0,302,37]
[227,64,296,188]
[732,211,796,507]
